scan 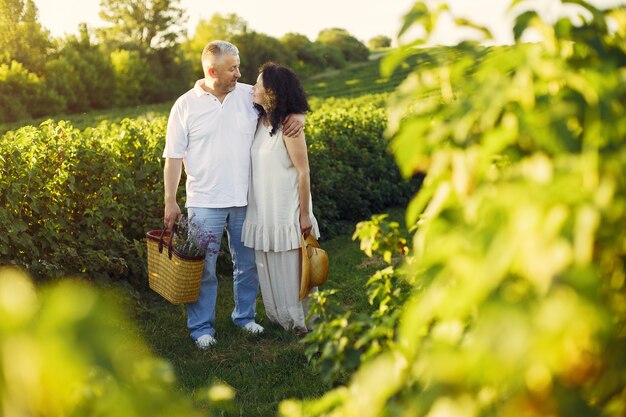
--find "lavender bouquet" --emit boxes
[171,216,218,258]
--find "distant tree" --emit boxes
[45,51,87,113]
[46,24,116,111]
[110,49,155,107]
[281,33,312,53]
[143,46,195,101]
[0,61,40,121]
[313,43,346,69]
[280,33,327,73]
[280,32,347,71]
[316,28,369,62]
[73,25,117,109]
[183,13,248,77]
[0,60,64,122]
[230,32,296,83]
[0,0,52,73]
[188,13,248,47]
[369,35,392,49]
[98,0,187,51]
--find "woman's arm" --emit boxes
[283,131,313,237]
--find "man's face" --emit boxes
[210,53,241,94]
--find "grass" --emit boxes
[302,52,425,99]
[302,45,477,100]
[132,207,406,417]
[136,291,327,416]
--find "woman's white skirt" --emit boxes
[254,248,314,332]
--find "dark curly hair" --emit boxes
[254,62,310,136]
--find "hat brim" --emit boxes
[309,247,329,287]
[300,234,328,300]
[300,235,312,300]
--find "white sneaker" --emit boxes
[242,322,264,334]
[195,334,216,350]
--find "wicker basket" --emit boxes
[146,228,204,304]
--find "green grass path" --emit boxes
[133,218,394,417]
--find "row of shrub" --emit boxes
[0,119,165,283]
[0,95,419,284]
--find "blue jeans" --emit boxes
[186,206,259,340]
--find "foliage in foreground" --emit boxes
[281,1,626,416]
[0,266,233,416]
[303,214,411,383]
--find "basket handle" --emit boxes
[158,224,178,260]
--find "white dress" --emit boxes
[242,121,320,332]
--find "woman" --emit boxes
[242,62,320,334]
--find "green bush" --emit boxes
[314,43,346,69]
[0,61,33,122]
[307,95,421,236]
[47,35,117,111]
[0,119,165,283]
[0,30,188,124]
[143,47,195,103]
[368,35,391,50]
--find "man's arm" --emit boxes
[164,158,183,231]
[282,113,306,137]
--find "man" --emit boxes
[163,40,304,349]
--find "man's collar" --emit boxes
[193,79,210,97]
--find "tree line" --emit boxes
[0,0,391,124]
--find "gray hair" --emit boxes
[201,40,239,67]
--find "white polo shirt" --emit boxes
[163,80,259,208]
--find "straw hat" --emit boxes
[299,234,329,300]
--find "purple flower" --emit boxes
[172,215,220,258]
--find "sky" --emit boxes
[32,0,624,47]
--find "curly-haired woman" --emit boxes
[242,62,320,334]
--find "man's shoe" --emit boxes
[242,322,264,334]
[195,334,217,350]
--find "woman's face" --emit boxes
[252,73,266,107]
